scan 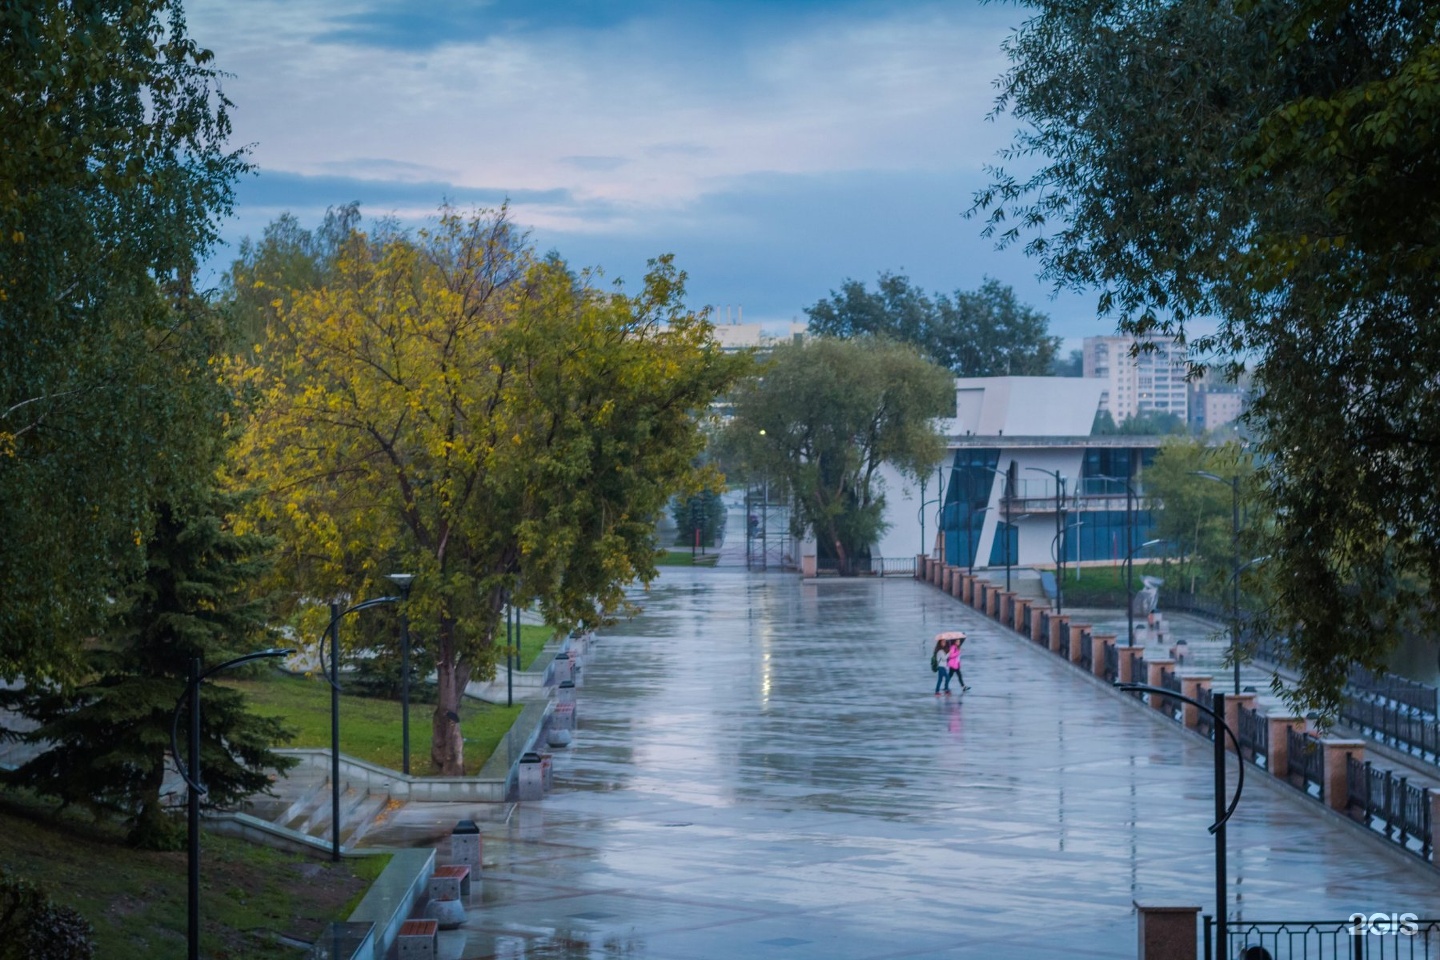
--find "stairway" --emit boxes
[243,773,395,850]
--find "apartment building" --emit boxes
[1082,335,1189,424]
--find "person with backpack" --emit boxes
[931,637,950,695]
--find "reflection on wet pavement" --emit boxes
[425,570,1440,959]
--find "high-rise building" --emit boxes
[1082,335,1189,424]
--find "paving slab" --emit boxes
[415,570,1440,959]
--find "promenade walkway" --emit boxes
[389,569,1440,959]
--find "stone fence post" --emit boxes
[1266,714,1307,780]
[1135,904,1199,960]
[1145,658,1176,713]
[1222,693,1256,754]
[1321,739,1366,813]
[1094,635,1116,679]
[1118,646,1146,684]
[1179,676,1212,730]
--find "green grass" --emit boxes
[517,623,553,670]
[656,550,719,567]
[0,797,381,960]
[1056,561,1167,593]
[222,671,523,776]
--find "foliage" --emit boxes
[722,337,953,574]
[1051,347,1084,377]
[0,0,247,683]
[228,208,749,773]
[1092,410,1189,437]
[804,274,1060,376]
[0,485,295,849]
[974,0,1440,712]
[670,490,726,548]
[0,870,94,960]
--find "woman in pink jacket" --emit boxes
[947,636,970,692]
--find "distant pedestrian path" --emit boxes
[467,570,1440,959]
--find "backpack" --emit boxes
[930,650,940,672]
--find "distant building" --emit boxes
[710,319,807,354]
[873,376,1165,568]
[1185,368,1248,432]
[1083,335,1189,424]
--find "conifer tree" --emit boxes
[1,488,295,849]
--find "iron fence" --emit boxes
[1129,656,1147,699]
[1342,695,1440,761]
[1349,666,1439,718]
[1216,917,1440,960]
[1197,685,1215,740]
[1103,642,1119,684]
[1038,610,1052,645]
[1079,629,1094,672]
[1347,757,1433,860]
[1158,667,1183,722]
[1288,728,1325,799]
[1058,622,1071,659]
[1239,704,1269,768]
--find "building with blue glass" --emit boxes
[873,377,1166,571]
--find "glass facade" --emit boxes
[941,448,999,568]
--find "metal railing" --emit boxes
[872,556,917,577]
[1058,622,1071,659]
[1129,656,1147,699]
[1197,685,1215,740]
[1021,603,1032,636]
[1158,667,1183,722]
[1079,629,1094,672]
[1287,728,1324,799]
[1215,917,1440,960]
[1349,665,1439,717]
[1238,704,1269,768]
[1342,695,1440,761]
[1103,642,1119,684]
[1038,610,1052,644]
[1347,757,1434,860]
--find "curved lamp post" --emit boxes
[317,575,414,861]
[1117,684,1244,954]
[170,647,294,960]
[1026,467,1068,613]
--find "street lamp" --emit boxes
[1193,471,1242,693]
[1118,684,1244,953]
[318,576,414,861]
[170,647,294,960]
[1026,467,1068,613]
[1125,538,1167,647]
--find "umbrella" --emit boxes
[934,631,967,642]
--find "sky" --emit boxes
[188,0,1111,346]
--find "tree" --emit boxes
[0,870,94,960]
[0,484,295,849]
[1,0,246,683]
[973,0,1440,712]
[229,208,748,773]
[804,274,1060,376]
[1051,348,1084,378]
[670,491,726,549]
[723,337,954,574]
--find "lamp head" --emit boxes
[385,573,416,599]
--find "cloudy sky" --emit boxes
[189,0,1108,344]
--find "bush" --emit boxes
[0,871,94,960]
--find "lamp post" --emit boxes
[1125,538,1167,647]
[1118,684,1243,953]
[319,576,414,861]
[1193,471,1242,693]
[170,647,294,960]
[1026,467,1067,613]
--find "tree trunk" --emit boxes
[128,757,181,850]
[431,616,467,776]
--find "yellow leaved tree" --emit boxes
[228,208,747,773]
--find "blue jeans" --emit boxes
[935,666,949,693]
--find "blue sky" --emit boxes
[190,0,1110,345]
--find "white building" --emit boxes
[1083,335,1189,424]
[873,377,1165,570]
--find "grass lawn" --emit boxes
[0,796,387,960]
[516,623,554,670]
[1057,561,1168,594]
[656,550,718,567]
[222,670,522,776]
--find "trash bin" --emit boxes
[552,652,573,685]
[517,752,544,801]
[558,679,576,705]
[451,819,482,876]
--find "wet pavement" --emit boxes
[405,570,1440,959]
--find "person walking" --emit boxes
[947,635,970,692]
[931,637,951,695]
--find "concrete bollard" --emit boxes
[558,679,576,705]
[552,652,574,685]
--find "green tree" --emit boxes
[723,337,953,574]
[230,208,748,774]
[0,870,94,960]
[973,0,1440,711]
[1051,347,1084,377]
[671,490,726,549]
[0,485,295,849]
[1,0,247,682]
[804,275,1060,376]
